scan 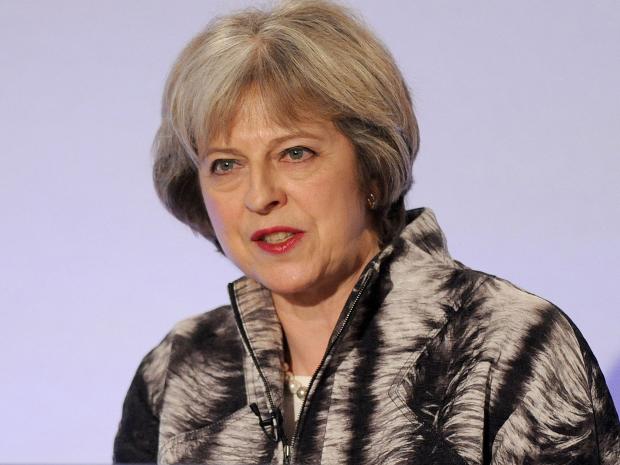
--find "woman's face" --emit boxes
[199,93,379,303]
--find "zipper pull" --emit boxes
[283,443,291,464]
[250,403,277,442]
[249,403,285,443]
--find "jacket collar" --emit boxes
[379,207,453,267]
[228,207,455,400]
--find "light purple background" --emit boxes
[1,0,618,462]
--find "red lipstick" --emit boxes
[251,226,305,255]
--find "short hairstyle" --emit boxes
[153,0,419,251]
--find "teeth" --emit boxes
[262,232,294,244]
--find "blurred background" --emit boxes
[1,0,618,461]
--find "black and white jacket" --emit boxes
[114,208,620,464]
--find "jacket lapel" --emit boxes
[230,277,285,407]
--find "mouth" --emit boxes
[251,226,305,254]
[262,231,296,244]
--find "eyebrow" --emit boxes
[204,130,323,157]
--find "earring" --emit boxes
[367,193,377,210]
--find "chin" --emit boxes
[253,269,316,298]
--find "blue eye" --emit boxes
[282,146,315,162]
[210,159,238,174]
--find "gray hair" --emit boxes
[153,0,419,250]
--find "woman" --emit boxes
[114,1,620,463]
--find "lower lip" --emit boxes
[255,233,304,255]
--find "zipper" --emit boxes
[229,259,377,465]
[286,267,375,464]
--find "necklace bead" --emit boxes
[284,369,309,400]
[296,385,307,399]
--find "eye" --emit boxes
[210,159,239,174]
[281,146,316,162]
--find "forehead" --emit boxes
[209,88,333,146]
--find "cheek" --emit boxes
[203,197,244,262]
[201,191,236,242]
[296,175,366,233]
[324,169,364,213]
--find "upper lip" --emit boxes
[251,226,304,241]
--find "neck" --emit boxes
[272,243,379,377]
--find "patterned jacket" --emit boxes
[114,208,620,464]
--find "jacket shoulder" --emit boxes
[419,263,587,384]
[469,273,620,461]
[137,306,237,414]
[430,264,593,409]
[456,268,578,342]
[423,266,619,461]
[113,306,238,462]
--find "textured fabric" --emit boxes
[113,208,620,464]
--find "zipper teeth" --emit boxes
[228,284,278,425]
[229,260,377,465]
[288,268,374,461]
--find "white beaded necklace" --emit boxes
[283,362,309,400]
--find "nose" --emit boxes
[243,164,286,214]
